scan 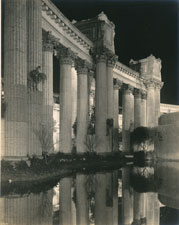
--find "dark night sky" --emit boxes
[52,0,179,105]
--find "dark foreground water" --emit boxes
[0,161,179,225]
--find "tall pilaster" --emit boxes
[58,48,75,153]
[76,59,89,153]
[27,0,43,156]
[4,0,28,158]
[122,84,134,153]
[95,52,108,153]
[42,33,54,153]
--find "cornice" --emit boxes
[42,0,93,51]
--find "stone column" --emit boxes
[112,171,119,225]
[4,0,28,158]
[42,34,54,153]
[141,91,147,127]
[134,88,142,129]
[113,79,122,152]
[155,82,163,125]
[106,55,117,152]
[27,0,43,156]
[122,84,134,153]
[59,178,72,225]
[95,53,108,153]
[76,59,89,153]
[59,48,75,153]
[71,66,77,138]
[145,80,156,127]
[76,174,89,225]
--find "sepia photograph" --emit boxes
[1,0,179,224]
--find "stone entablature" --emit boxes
[41,0,94,64]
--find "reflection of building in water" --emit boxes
[0,191,53,225]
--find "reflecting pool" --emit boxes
[1,161,179,225]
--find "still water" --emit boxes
[0,162,179,225]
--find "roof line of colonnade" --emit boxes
[41,0,146,90]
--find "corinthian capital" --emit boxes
[122,83,134,94]
[107,53,118,68]
[42,30,60,52]
[134,88,141,98]
[75,58,89,74]
[113,78,123,90]
[57,47,77,65]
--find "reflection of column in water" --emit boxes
[0,191,53,225]
[59,177,72,225]
[133,191,146,224]
[146,193,160,225]
[95,173,107,225]
[76,174,89,225]
[112,171,119,225]
[106,173,113,224]
[122,167,133,225]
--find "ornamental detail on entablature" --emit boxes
[42,30,60,52]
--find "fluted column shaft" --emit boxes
[122,84,134,153]
[106,59,115,152]
[27,0,43,156]
[95,54,107,153]
[141,92,147,127]
[155,83,163,125]
[134,89,142,129]
[76,61,89,153]
[4,0,27,158]
[42,41,54,152]
[59,49,75,153]
[76,174,89,225]
[146,81,156,127]
[71,66,77,138]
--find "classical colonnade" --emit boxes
[2,0,163,159]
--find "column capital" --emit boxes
[92,46,116,64]
[155,81,164,89]
[107,53,118,68]
[113,78,122,90]
[57,47,77,65]
[134,88,141,98]
[75,58,91,74]
[122,83,134,94]
[144,78,163,89]
[141,91,147,99]
[42,30,60,52]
